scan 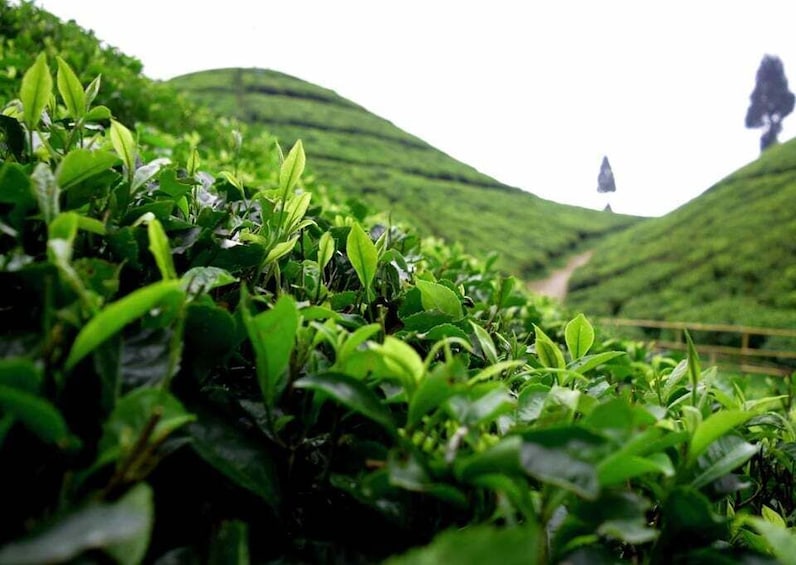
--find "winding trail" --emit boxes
[528,251,594,301]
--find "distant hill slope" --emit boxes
[169,68,638,277]
[567,138,796,330]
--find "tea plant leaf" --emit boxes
[532,324,565,370]
[688,410,755,463]
[408,371,460,428]
[338,323,381,363]
[744,517,796,563]
[0,483,152,565]
[294,372,396,435]
[0,385,72,448]
[85,104,111,121]
[265,236,297,264]
[384,524,541,565]
[110,119,137,176]
[317,231,335,271]
[416,280,463,319]
[208,521,250,565]
[279,139,305,193]
[56,149,119,190]
[455,436,523,481]
[0,115,26,161]
[565,313,594,360]
[241,293,299,408]
[691,435,758,488]
[597,453,674,486]
[147,218,177,280]
[470,321,498,364]
[65,281,185,370]
[20,53,52,129]
[346,222,378,298]
[378,336,425,391]
[83,74,101,107]
[32,163,59,224]
[189,408,281,510]
[568,351,625,375]
[181,266,237,295]
[96,387,195,469]
[56,56,85,119]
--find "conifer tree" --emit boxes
[746,55,795,151]
[597,156,615,211]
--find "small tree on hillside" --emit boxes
[597,156,615,211]
[746,55,795,152]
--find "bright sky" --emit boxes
[34,1,796,216]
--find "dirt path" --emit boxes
[528,250,594,301]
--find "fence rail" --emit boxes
[600,318,796,377]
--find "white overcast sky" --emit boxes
[33,1,796,216]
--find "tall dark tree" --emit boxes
[597,156,616,212]
[746,55,795,151]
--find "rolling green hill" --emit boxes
[567,138,796,332]
[169,68,639,277]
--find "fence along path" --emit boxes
[600,318,796,377]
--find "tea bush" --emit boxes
[0,50,795,564]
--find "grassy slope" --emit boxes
[568,138,796,330]
[169,68,638,278]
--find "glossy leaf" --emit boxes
[346,222,378,297]
[32,163,59,224]
[147,218,177,280]
[189,408,281,509]
[56,56,85,119]
[279,139,305,193]
[597,452,674,486]
[533,324,565,370]
[242,293,299,407]
[181,266,237,295]
[408,371,459,427]
[416,280,463,319]
[294,372,396,434]
[110,119,137,175]
[0,483,153,565]
[318,231,335,271]
[565,313,594,359]
[65,281,185,369]
[20,53,52,129]
[691,435,758,488]
[689,410,755,463]
[470,321,498,364]
[0,385,72,448]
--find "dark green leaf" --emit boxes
[189,408,280,510]
[691,435,758,488]
[0,483,153,565]
[0,115,26,161]
[408,371,460,427]
[208,521,250,565]
[0,384,73,448]
[0,357,42,394]
[294,372,396,434]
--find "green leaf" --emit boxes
[0,483,153,565]
[56,56,86,119]
[189,407,281,509]
[31,163,59,224]
[110,119,137,175]
[533,324,565,370]
[408,370,460,428]
[147,218,177,280]
[745,517,796,563]
[279,139,305,193]
[85,104,111,121]
[294,372,396,434]
[565,313,594,359]
[338,323,382,363]
[84,74,101,107]
[346,222,378,298]
[0,115,26,161]
[0,162,34,206]
[318,231,335,271]
[265,236,297,264]
[208,521,250,565]
[65,281,185,370]
[597,453,674,486]
[416,280,463,319]
[56,149,119,191]
[455,436,523,481]
[568,351,625,375]
[447,385,515,427]
[20,53,52,129]
[470,321,498,364]
[96,387,195,469]
[0,358,42,394]
[689,410,755,463]
[0,385,73,448]
[241,293,299,408]
[385,524,541,565]
[691,435,758,488]
[181,266,237,295]
[377,336,425,391]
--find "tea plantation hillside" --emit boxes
[568,138,796,331]
[169,68,639,277]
